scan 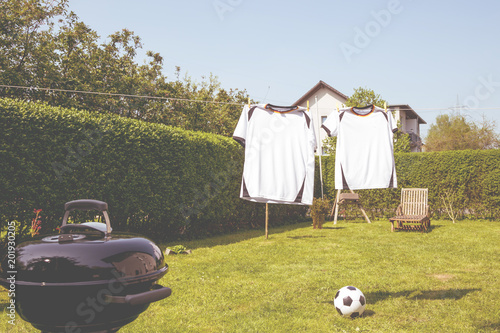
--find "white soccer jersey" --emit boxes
[322,105,397,190]
[233,104,316,205]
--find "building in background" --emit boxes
[294,81,426,153]
[294,81,348,155]
[388,104,426,152]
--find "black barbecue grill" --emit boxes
[0,199,172,333]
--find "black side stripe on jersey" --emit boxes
[321,124,331,137]
[388,166,395,188]
[340,165,350,190]
[248,106,257,121]
[381,110,388,121]
[339,110,346,123]
[233,136,245,148]
[242,178,250,198]
[294,178,306,203]
[304,112,311,128]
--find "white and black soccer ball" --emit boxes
[334,286,366,318]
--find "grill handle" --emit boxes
[61,199,111,235]
[105,285,172,306]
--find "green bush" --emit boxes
[0,98,306,241]
[317,150,500,220]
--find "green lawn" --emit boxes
[1,219,499,332]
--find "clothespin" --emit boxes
[248,98,251,108]
[384,101,387,112]
[336,103,340,112]
[307,100,309,112]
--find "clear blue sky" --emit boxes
[67,0,500,138]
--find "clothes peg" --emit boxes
[248,98,251,108]
[307,100,309,112]
[337,104,340,112]
[384,102,387,112]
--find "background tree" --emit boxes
[0,0,248,136]
[345,87,386,108]
[425,114,500,151]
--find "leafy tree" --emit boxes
[345,87,387,108]
[0,0,249,136]
[425,114,500,151]
[393,125,411,153]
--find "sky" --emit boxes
[66,0,500,138]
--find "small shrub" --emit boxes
[310,197,331,229]
[170,245,187,254]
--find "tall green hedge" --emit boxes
[1,98,498,242]
[318,150,500,220]
[0,98,306,241]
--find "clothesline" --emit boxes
[0,84,243,105]
[1,84,499,113]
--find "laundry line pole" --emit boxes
[315,96,324,199]
[265,203,269,239]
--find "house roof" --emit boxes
[294,80,349,106]
[389,104,427,124]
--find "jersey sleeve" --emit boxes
[233,105,249,147]
[321,111,340,137]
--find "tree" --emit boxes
[424,114,500,151]
[0,0,249,136]
[345,87,387,108]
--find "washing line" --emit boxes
[1,84,499,112]
[0,84,244,106]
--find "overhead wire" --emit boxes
[1,84,500,113]
[0,84,244,106]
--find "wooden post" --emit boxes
[265,203,269,239]
[350,190,371,224]
[332,189,341,224]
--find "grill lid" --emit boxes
[1,200,167,286]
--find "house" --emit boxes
[388,104,426,152]
[294,81,349,155]
[294,80,426,153]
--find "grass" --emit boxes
[1,219,499,332]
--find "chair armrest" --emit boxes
[395,204,403,216]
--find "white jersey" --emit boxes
[322,105,397,190]
[233,104,316,205]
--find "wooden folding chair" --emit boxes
[330,189,371,224]
[389,188,430,232]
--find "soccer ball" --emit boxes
[334,286,366,318]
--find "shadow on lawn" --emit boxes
[321,226,345,230]
[287,235,327,239]
[364,288,481,304]
[477,321,500,331]
[0,301,8,313]
[180,221,318,250]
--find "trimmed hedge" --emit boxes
[1,97,498,242]
[0,98,306,241]
[318,150,500,220]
